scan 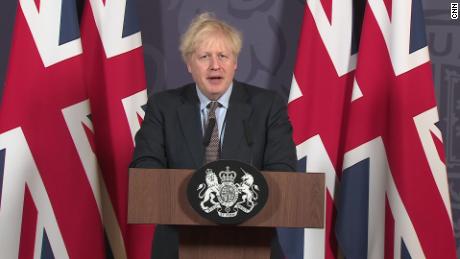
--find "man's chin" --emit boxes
[204,89,226,100]
[206,79,225,87]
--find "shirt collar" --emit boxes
[196,83,233,111]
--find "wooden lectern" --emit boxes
[128,168,325,259]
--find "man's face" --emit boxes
[186,34,237,100]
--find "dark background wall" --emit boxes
[1,0,459,256]
[137,0,304,101]
[425,1,460,256]
[0,0,17,102]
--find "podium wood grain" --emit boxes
[128,168,324,228]
[128,168,324,258]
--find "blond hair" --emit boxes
[179,12,243,62]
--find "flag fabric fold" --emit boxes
[0,0,153,258]
[287,0,456,258]
[286,0,359,258]
[80,0,154,257]
[335,0,456,258]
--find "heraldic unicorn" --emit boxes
[197,166,260,218]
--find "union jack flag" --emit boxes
[287,0,456,258]
[0,0,153,258]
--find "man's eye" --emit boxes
[218,54,228,59]
[199,55,209,59]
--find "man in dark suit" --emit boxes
[131,12,297,259]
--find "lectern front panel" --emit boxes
[128,168,324,228]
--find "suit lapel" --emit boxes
[221,82,252,159]
[177,85,203,167]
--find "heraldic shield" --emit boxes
[187,160,269,224]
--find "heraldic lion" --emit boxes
[197,169,220,212]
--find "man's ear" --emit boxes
[186,62,192,73]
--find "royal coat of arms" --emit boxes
[187,160,268,224]
[197,166,260,218]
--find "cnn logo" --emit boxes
[452,3,459,19]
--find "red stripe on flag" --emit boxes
[19,186,38,259]
[383,0,392,21]
[137,113,144,127]
[325,193,338,259]
[319,0,333,24]
[83,123,97,155]
[34,0,40,12]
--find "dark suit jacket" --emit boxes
[131,81,297,258]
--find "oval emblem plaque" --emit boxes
[187,160,269,225]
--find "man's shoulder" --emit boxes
[235,81,270,93]
[234,81,281,103]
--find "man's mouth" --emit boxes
[207,76,223,84]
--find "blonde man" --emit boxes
[132,12,296,259]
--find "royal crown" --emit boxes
[219,166,236,183]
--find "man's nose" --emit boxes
[209,56,221,70]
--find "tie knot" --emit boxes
[207,101,220,114]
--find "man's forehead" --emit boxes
[195,36,233,52]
